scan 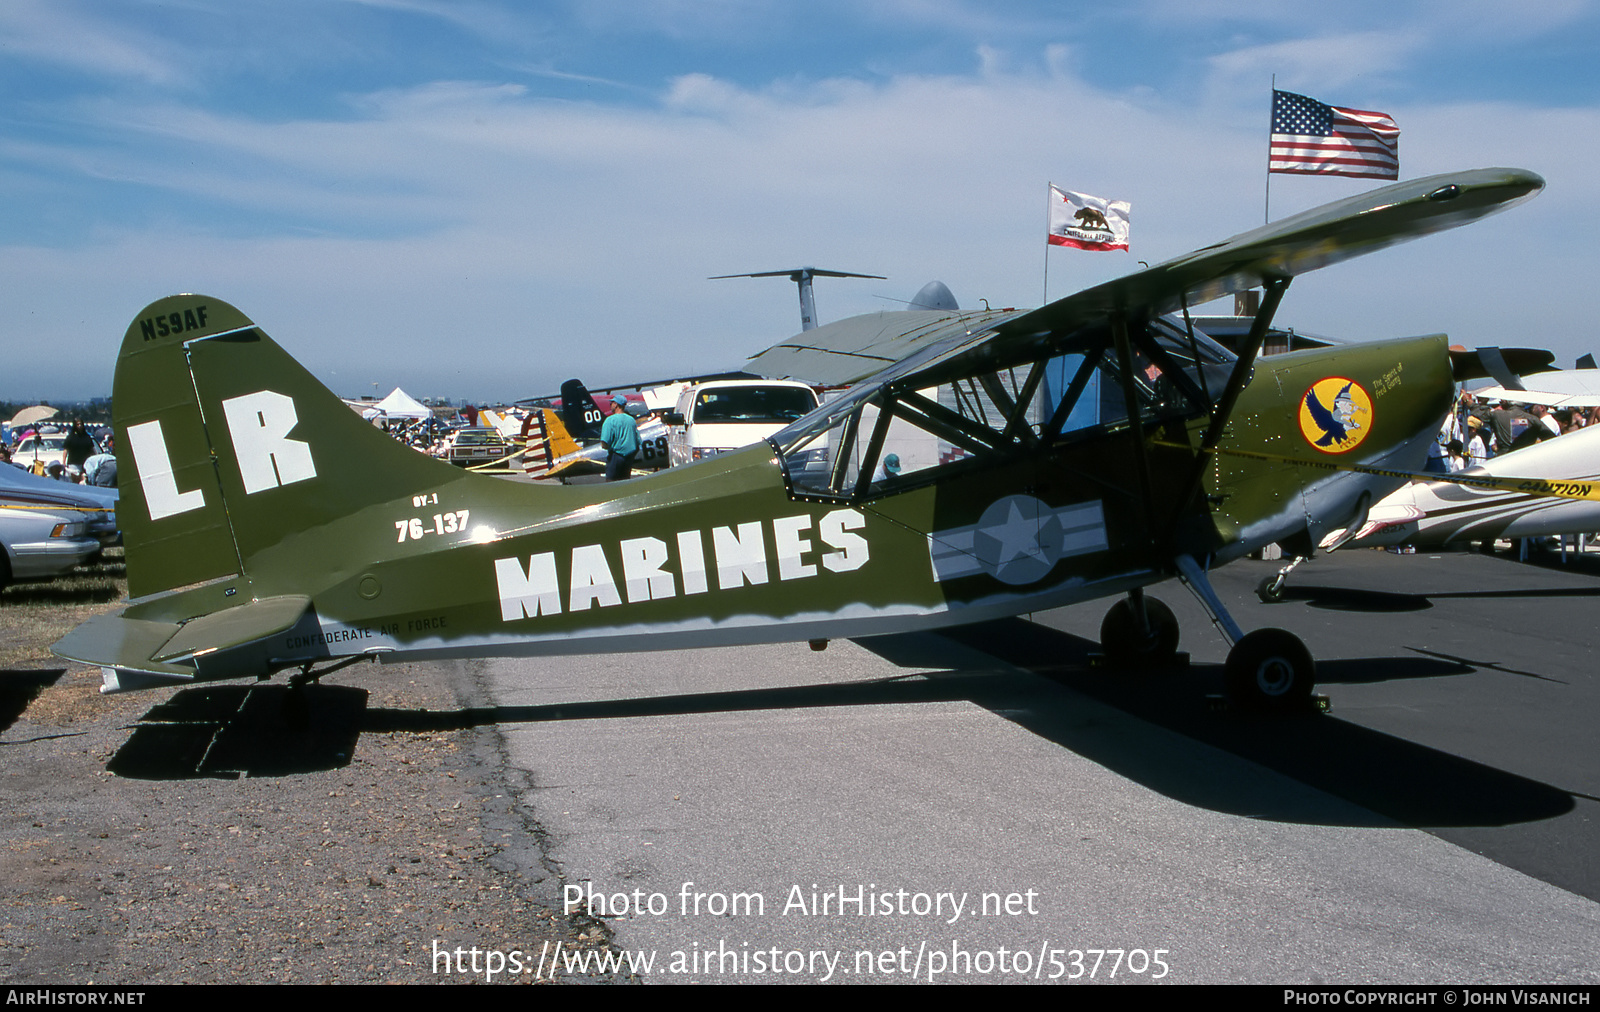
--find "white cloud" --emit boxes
[0,0,187,86]
[1208,30,1426,95]
[2,26,1594,401]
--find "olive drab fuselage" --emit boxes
[52,168,1543,692]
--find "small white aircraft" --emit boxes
[1338,424,1600,550]
[1472,368,1600,410]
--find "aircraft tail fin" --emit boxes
[559,378,605,441]
[541,407,585,461]
[520,407,586,477]
[521,409,554,477]
[109,294,475,601]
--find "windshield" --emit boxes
[693,386,817,424]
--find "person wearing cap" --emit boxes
[1465,416,1488,468]
[600,398,640,481]
[873,452,902,484]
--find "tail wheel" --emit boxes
[1255,575,1286,603]
[1099,597,1180,666]
[1225,629,1315,711]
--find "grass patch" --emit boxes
[0,546,125,671]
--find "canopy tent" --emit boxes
[364,387,432,420]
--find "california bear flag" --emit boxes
[1048,185,1131,252]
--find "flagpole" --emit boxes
[1043,182,1052,305]
[1265,75,1275,224]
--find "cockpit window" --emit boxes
[772,314,1231,502]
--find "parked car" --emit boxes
[11,431,100,471]
[445,427,510,467]
[0,504,101,591]
[663,380,820,466]
[0,464,118,546]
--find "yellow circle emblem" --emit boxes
[1298,377,1373,454]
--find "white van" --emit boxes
[665,380,819,467]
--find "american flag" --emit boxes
[1269,90,1399,180]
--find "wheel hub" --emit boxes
[1254,657,1295,696]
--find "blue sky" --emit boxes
[4,0,1598,402]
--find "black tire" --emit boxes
[1099,596,1180,666]
[0,549,10,596]
[1255,575,1285,603]
[1225,629,1315,711]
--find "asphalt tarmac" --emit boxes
[479,546,1599,984]
[6,545,1596,984]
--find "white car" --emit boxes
[11,432,103,473]
[664,380,820,466]
[0,505,101,591]
[12,432,72,469]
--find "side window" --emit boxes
[774,316,1225,502]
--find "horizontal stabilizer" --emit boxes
[153,595,311,663]
[53,595,312,684]
[1450,347,1555,385]
[53,613,192,676]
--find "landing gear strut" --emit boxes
[1255,497,1369,604]
[1255,555,1307,603]
[1174,555,1317,712]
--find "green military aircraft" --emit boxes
[55,168,1545,710]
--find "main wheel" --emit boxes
[1225,629,1315,711]
[1099,596,1180,666]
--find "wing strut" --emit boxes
[1110,313,1160,558]
[1171,278,1291,531]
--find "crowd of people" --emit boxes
[1426,392,1597,473]
[0,418,118,487]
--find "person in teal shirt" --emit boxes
[601,398,641,481]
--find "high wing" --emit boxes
[748,168,1543,388]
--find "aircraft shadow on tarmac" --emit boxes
[108,684,368,780]
[929,619,1574,830]
[1281,581,1600,613]
[0,668,66,737]
[106,620,1573,835]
